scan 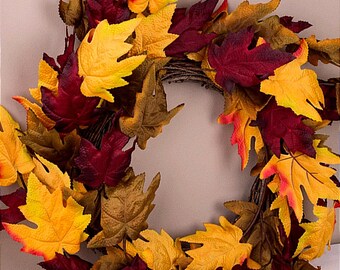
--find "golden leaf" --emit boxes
[306,35,340,64]
[78,19,146,102]
[3,173,90,260]
[128,0,176,14]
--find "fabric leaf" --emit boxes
[181,216,260,270]
[3,173,91,260]
[260,139,340,222]
[119,62,184,149]
[128,0,175,14]
[129,4,178,58]
[87,168,160,248]
[306,35,340,64]
[279,16,312,33]
[0,106,35,186]
[38,253,92,270]
[78,19,146,102]
[293,206,335,260]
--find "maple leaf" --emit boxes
[279,16,312,33]
[20,110,81,172]
[306,35,340,65]
[122,255,148,270]
[260,39,324,122]
[260,139,340,222]
[318,80,340,121]
[208,28,294,91]
[87,167,160,247]
[129,4,178,58]
[38,253,92,270]
[75,123,134,189]
[255,15,300,50]
[164,0,218,58]
[77,19,146,102]
[0,188,26,231]
[128,0,175,14]
[127,229,190,269]
[0,106,35,186]
[3,173,91,260]
[254,100,315,158]
[41,53,100,133]
[207,0,280,34]
[119,62,184,150]
[180,216,260,269]
[87,0,131,29]
[294,206,335,260]
[218,86,266,169]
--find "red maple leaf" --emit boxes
[253,100,315,157]
[75,122,135,189]
[280,16,312,33]
[318,81,340,121]
[0,188,26,231]
[122,255,148,270]
[165,0,218,57]
[41,35,100,133]
[208,28,295,91]
[86,0,131,28]
[38,253,92,270]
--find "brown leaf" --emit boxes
[20,110,80,172]
[293,260,320,270]
[224,201,258,231]
[92,247,129,270]
[307,35,340,65]
[119,61,184,149]
[87,168,160,248]
[59,0,83,26]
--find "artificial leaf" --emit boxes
[75,123,134,189]
[129,4,178,58]
[0,188,26,231]
[128,0,175,14]
[306,35,340,64]
[181,216,260,270]
[260,139,340,222]
[3,173,90,260]
[165,0,218,58]
[279,16,312,33]
[13,96,56,130]
[224,201,258,231]
[127,229,189,269]
[87,168,160,247]
[119,62,184,150]
[208,0,280,34]
[254,100,315,158]
[318,79,340,121]
[78,19,146,102]
[293,206,335,260]
[92,247,129,270]
[87,0,131,29]
[256,15,300,49]
[0,106,35,186]
[20,110,80,172]
[122,255,148,270]
[218,86,266,169]
[270,195,291,236]
[38,253,92,270]
[293,260,320,270]
[208,28,294,91]
[41,52,100,133]
[260,40,324,121]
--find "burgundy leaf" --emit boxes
[165,0,218,57]
[38,253,92,270]
[280,16,312,33]
[75,123,135,188]
[254,100,315,157]
[86,0,131,29]
[0,188,26,231]
[208,28,295,91]
[122,255,148,270]
[318,82,340,121]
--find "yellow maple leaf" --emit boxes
[260,40,324,121]
[3,173,91,260]
[270,195,291,236]
[218,86,266,169]
[127,229,190,269]
[181,216,260,270]
[129,4,178,58]
[128,0,175,14]
[29,59,59,103]
[293,205,335,260]
[260,139,340,222]
[78,19,146,102]
[0,106,35,186]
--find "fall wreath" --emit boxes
[1,0,340,269]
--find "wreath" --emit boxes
[1,0,340,269]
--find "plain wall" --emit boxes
[1,0,339,269]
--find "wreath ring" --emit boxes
[0,0,340,269]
